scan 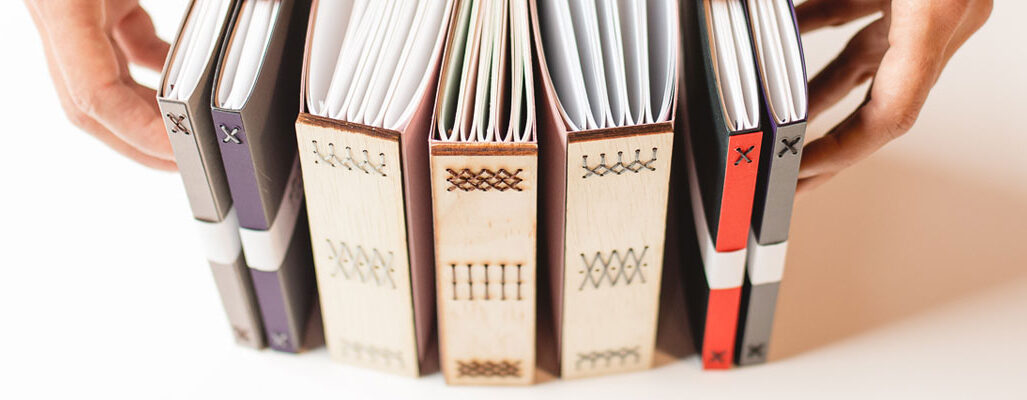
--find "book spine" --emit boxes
[212,110,269,230]
[714,131,763,252]
[238,159,313,353]
[559,131,675,379]
[296,118,421,377]
[751,122,805,245]
[429,149,538,385]
[736,236,788,365]
[159,99,265,348]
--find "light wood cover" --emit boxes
[296,119,420,377]
[560,130,674,379]
[430,146,538,385]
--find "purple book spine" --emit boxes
[212,110,269,230]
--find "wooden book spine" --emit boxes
[296,116,420,377]
[560,129,675,379]
[429,145,538,385]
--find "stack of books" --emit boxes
[157,0,808,383]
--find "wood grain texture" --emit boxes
[296,120,420,377]
[430,150,538,385]
[560,131,675,379]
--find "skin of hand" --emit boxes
[795,0,992,193]
[25,0,177,170]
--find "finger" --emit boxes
[807,17,890,121]
[112,5,170,71]
[795,173,836,196]
[29,5,176,171]
[796,0,888,33]
[799,4,965,180]
[37,1,174,161]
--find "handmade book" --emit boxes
[429,0,537,385]
[530,0,680,379]
[158,0,265,348]
[735,0,808,366]
[295,0,454,376]
[210,0,317,353]
[679,0,764,369]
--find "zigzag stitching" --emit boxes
[582,148,658,178]
[445,168,524,192]
[456,360,522,378]
[579,246,649,290]
[575,347,641,370]
[339,340,405,367]
[325,240,397,289]
[311,140,387,176]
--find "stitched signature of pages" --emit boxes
[579,246,649,290]
[456,360,522,378]
[582,148,658,178]
[445,168,524,192]
[311,140,388,176]
[325,240,397,289]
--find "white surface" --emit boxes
[1,0,1025,399]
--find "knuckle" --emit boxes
[68,80,118,117]
[880,104,922,139]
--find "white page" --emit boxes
[449,0,486,141]
[750,0,792,123]
[357,0,419,125]
[381,0,451,130]
[773,0,807,120]
[647,0,676,123]
[468,0,497,141]
[322,0,377,118]
[569,0,613,128]
[164,0,207,97]
[617,0,651,125]
[709,0,758,131]
[596,0,629,127]
[340,0,395,121]
[306,0,361,116]
[173,0,232,100]
[506,0,534,142]
[435,0,476,140]
[482,0,509,142]
[539,0,594,131]
[215,0,257,107]
[219,0,281,109]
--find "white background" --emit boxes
[1,1,1025,399]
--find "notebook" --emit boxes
[295,0,454,377]
[531,0,680,379]
[679,0,764,369]
[429,0,537,385]
[736,0,807,366]
[157,0,265,349]
[210,0,317,353]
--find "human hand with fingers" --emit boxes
[795,0,992,193]
[25,0,177,170]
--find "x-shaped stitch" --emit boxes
[231,326,249,342]
[734,146,755,165]
[709,351,726,364]
[270,332,290,348]
[747,343,765,359]
[219,124,241,144]
[778,136,802,158]
[166,113,189,134]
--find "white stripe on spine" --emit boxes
[239,158,304,272]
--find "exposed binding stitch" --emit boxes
[445,168,524,192]
[270,332,290,348]
[231,326,249,342]
[582,148,658,178]
[311,140,387,176]
[746,343,766,359]
[338,340,405,367]
[325,240,397,289]
[219,124,241,144]
[778,136,802,158]
[449,263,524,301]
[456,360,522,378]
[578,246,649,290]
[733,146,755,165]
[165,113,189,135]
[709,350,727,364]
[575,347,641,370]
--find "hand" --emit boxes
[795,0,992,192]
[25,0,176,170]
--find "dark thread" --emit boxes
[311,140,387,176]
[456,360,522,378]
[733,146,755,165]
[578,247,649,290]
[446,168,524,192]
[582,148,658,178]
[778,136,801,158]
[166,113,189,135]
[575,347,641,370]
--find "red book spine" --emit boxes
[715,131,763,252]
